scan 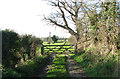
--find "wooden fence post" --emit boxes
[41,45,44,55]
[75,43,77,54]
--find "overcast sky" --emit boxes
[0,0,71,38]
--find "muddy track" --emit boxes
[66,56,88,77]
[33,54,88,78]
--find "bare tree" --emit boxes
[44,0,89,41]
[44,0,119,55]
[44,0,101,40]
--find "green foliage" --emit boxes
[20,34,43,60]
[30,36,43,57]
[2,29,21,68]
[2,29,21,51]
[51,35,59,43]
[90,25,97,30]
[21,34,32,53]
[2,29,43,69]
[15,55,49,76]
[2,29,44,77]
[2,66,21,77]
[2,55,49,77]
[73,50,118,77]
[116,33,120,49]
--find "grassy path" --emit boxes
[35,54,88,77]
[66,56,87,77]
[46,54,68,77]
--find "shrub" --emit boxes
[2,29,21,68]
[16,55,49,76]
[2,68,21,77]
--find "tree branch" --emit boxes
[58,2,69,27]
[59,1,75,16]
[47,18,67,30]
[44,0,80,40]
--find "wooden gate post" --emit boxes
[75,43,77,54]
[41,44,44,55]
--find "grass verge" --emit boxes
[71,49,118,77]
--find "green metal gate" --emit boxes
[41,45,75,55]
